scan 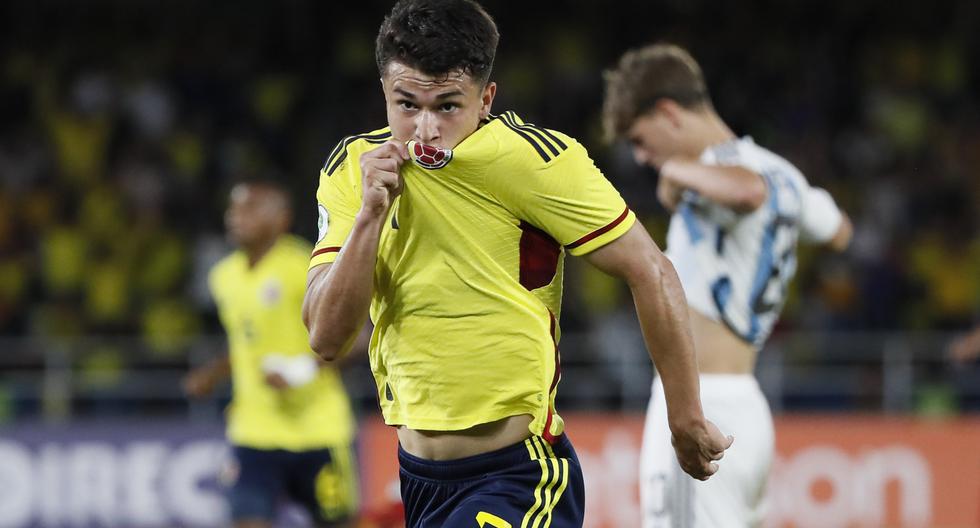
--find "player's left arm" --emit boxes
[659,158,767,213]
[493,134,731,477]
[583,222,733,480]
[827,212,853,252]
[800,186,851,252]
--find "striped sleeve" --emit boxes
[490,126,635,256]
[310,166,356,269]
[309,133,390,269]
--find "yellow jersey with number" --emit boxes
[211,235,355,450]
[310,112,635,441]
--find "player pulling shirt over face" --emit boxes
[604,43,851,528]
[666,136,846,349]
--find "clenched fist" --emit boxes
[360,140,409,217]
[671,418,734,481]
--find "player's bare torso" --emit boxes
[689,308,757,374]
[397,414,534,460]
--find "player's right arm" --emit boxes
[185,261,233,397]
[302,140,408,361]
[183,355,231,398]
[658,159,768,213]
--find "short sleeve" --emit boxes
[799,186,843,243]
[282,237,314,298]
[206,265,221,304]
[491,139,635,256]
[206,260,230,327]
[310,162,362,269]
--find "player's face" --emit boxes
[225,185,286,247]
[382,62,496,149]
[627,109,688,170]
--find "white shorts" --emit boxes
[640,374,774,528]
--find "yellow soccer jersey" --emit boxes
[310,111,635,441]
[210,235,355,450]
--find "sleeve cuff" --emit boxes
[565,208,636,256]
[800,187,843,243]
[309,246,341,269]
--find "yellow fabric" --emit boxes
[521,436,571,528]
[311,112,635,438]
[210,235,355,450]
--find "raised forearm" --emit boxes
[662,160,766,213]
[628,251,705,430]
[304,212,385,361]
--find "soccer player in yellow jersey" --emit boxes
[184,180,358,528]
[303,1,731,526]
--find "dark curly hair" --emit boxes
[376,0,499,85]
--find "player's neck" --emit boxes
[694,113,737,155]
[243,237,278,268]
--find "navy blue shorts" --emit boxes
[228,445,358,526]
[399,434,585,528]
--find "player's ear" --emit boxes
[275,207,292,234]
[655,98,685,130]
[480,81,496,120]
[380,77,390,103]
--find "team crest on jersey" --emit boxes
[260,279,282,306]
[409,141,453,169]
[317,205,329,243]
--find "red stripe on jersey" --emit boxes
[519,221,561,291]
[541,310,562,445]
[566,207,631,250]
[312,246,341,258]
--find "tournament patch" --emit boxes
[260,278,283,306]
[317,204,329,243]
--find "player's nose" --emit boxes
[415,111,440,144]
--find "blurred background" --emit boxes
[1,0,979,527]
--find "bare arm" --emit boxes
[826,212,853,252]
[659,159,767,213]
[584,222,732,480]
[183,355,230,398]
[302,141,408,361]
[950,325,980,364]
[302,215,384,361]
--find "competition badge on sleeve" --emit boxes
[408,141,453,169]
[317,204,329,243]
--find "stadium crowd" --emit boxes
[1,0,979,415]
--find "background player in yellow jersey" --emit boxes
[184,180,358,528]
[302,1,731,526]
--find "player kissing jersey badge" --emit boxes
[408,141,453,169]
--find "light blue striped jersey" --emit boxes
[665,137,841,348]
